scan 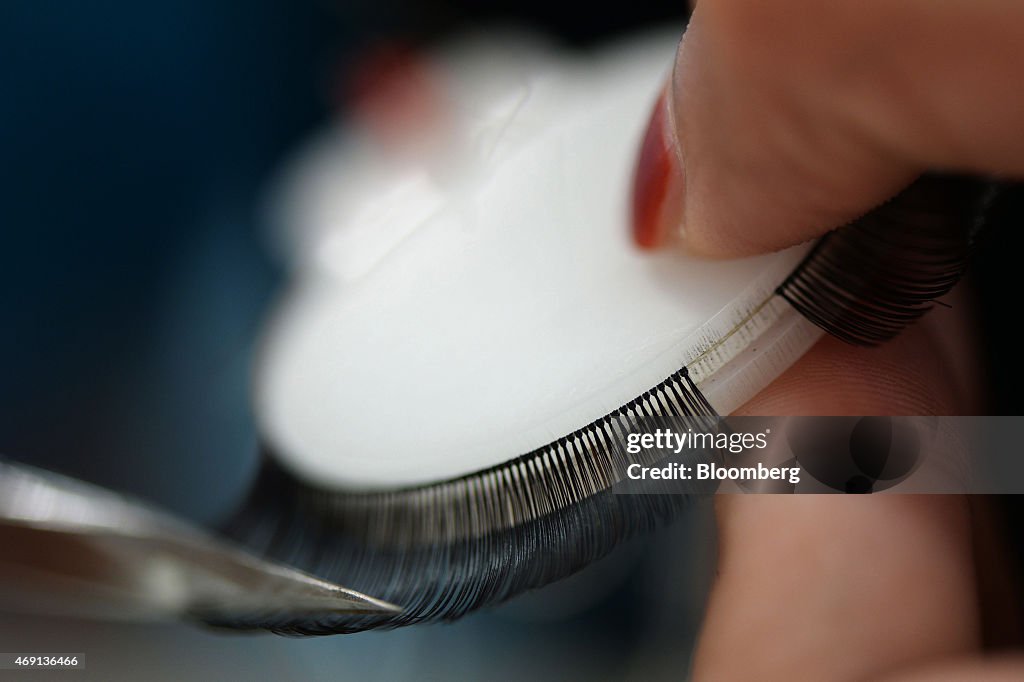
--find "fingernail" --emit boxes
[631,89,684,249]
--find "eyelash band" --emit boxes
[218,369,712,634]
[215,174,994,635]
[778,174,997,346]
[210,29,999,635]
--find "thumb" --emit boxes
[633,0,1024,256]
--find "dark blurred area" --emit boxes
[973,186,1024,411]
[1,0,335,521]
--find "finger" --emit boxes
[693,326,983,680]
[696,496,979,681]
[633,0,1024,255]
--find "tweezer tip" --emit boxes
[202,544,404,618]
[307,588,402,615]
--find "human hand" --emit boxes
[631,2,1024,679]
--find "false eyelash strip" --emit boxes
[218,369,714,634]
[214,30,1001,634]
[216,173,994,635]
[778,174,997,346]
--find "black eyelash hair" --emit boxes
[218,174,993,635]
[218,369,716,635]
[778,174,997,346]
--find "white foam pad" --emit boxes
[256,34,812,489]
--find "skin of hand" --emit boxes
[629,2,1024,679]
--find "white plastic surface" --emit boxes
[257,34,815,489]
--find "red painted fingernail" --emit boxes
[631,90,683,249]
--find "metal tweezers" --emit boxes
[0,460,399,626]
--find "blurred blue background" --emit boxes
[1,0,364,522]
